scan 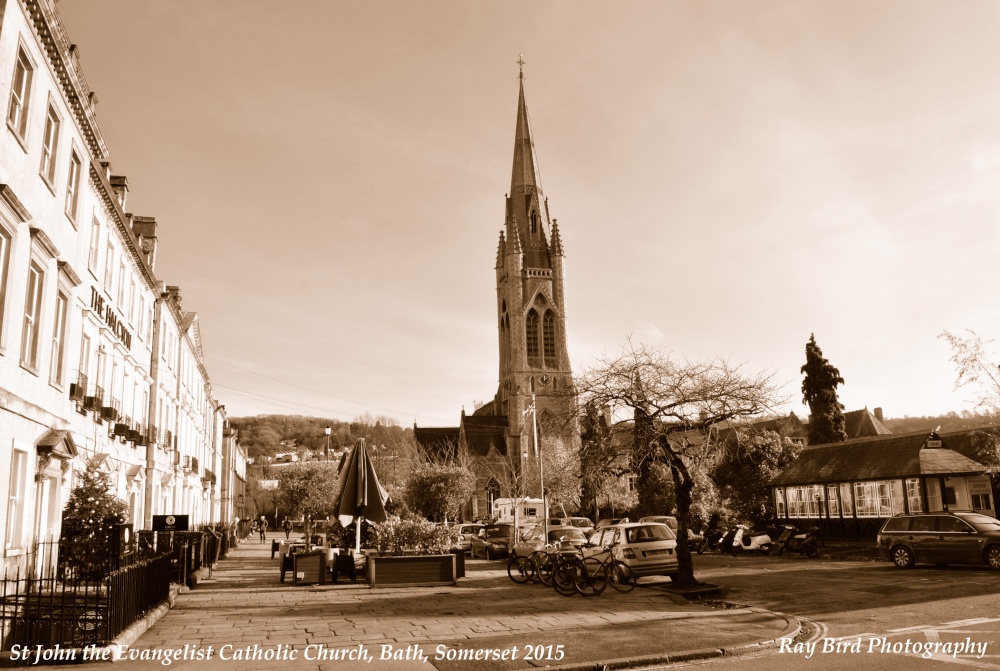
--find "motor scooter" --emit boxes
[772,525,818,557]
[729,524,773,555]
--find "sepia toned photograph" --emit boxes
[1,1,999,669]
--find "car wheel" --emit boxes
[986,545,1000,570]
[891,545,915,569]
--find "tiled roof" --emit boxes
[842,408,893,439]
[461,414,508,457]
[712,412,808,445]
[771,429,991,486]
[413,426,460,462]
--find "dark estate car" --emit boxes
[876,511,1000,569]
[470,524,517,560]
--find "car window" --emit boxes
[552,528,585,541]
[908,517,939,532]
[939,516,973,533]
[881,517,910,532]
[959,514,1000,532]
[486,526,512,538]
[626,524,674,543]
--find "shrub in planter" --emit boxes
[372,516,457,556]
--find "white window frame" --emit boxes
[117,259,125,304]
[826,484,840,518]
[5,446,30,552]
[889,480,906,517]
[854,482,878,517]
[104,242,115,291]
[88,218,102,275]
[49,289,68,386]
[6,45,34,144]
[906,478,922,513]
[65,149,82,222]
[774,487,786,517]
[39,101,61,188]
[20,260,44,371]
[0,220,13,350]
[839,482,854,517]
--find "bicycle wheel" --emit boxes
[531,551,555,586]
[574,558,607,596]
[552,555,583,596]
[607,560,636,593]
[507,554,533,584]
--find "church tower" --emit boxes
[490,63,578,469]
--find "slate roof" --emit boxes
[841,407,893,440]
[413,414,510,460]
[413,426,460,462]
[712,412,808,445]
[771,429,991,486]
[460,414,509,457]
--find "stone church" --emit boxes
[414,70,580,520]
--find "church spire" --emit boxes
[510,57,543,205]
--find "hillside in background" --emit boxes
[230,414,416,462]
[883,411,999,435]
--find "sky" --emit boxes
[55,0,1000,427]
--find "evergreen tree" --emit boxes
[59,458,128,576]
[801,334,847,444]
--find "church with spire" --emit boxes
[414,65,580,520]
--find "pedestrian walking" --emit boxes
[282,517,292,540]
[259,516,268,542]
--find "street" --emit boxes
[674,552,1000,670]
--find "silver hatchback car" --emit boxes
[876,511,1000,569]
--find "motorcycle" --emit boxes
[727,524,773,555]
[772,524,819,557]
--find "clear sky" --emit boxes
[56,0,1000,426]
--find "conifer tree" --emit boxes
[801,334,848,444]
[59,458,128,576]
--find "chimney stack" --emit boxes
[130,215,157,269]
[110,175,129,210]
[874,407,883,422]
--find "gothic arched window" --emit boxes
[542,310,555,359]
[526,309,539,358]
[530,210,538,235]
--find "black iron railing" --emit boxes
[0,549,171,652]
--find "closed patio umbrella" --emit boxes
[335,438,390,554]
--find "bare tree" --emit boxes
[578,338,784,587]
[940,329,1000,414]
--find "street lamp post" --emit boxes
[325,426,331,460]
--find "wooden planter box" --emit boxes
[365,554,457,588]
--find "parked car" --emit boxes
[451,523,485,553]
[470,524,517,560]
[585,522,679,580]
[877,511,1000,569]
[563,517,596,536]
[511,525,588,558]
[639,515,704,546]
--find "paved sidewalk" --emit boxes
[37,533,797,670]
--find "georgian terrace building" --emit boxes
[770,429,999,541]
[1,0,234,575]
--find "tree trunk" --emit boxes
[661,436,698,587]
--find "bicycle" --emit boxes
[506,553,534,584]
[553,552,608,596]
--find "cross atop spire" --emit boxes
[517,54,525,81]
